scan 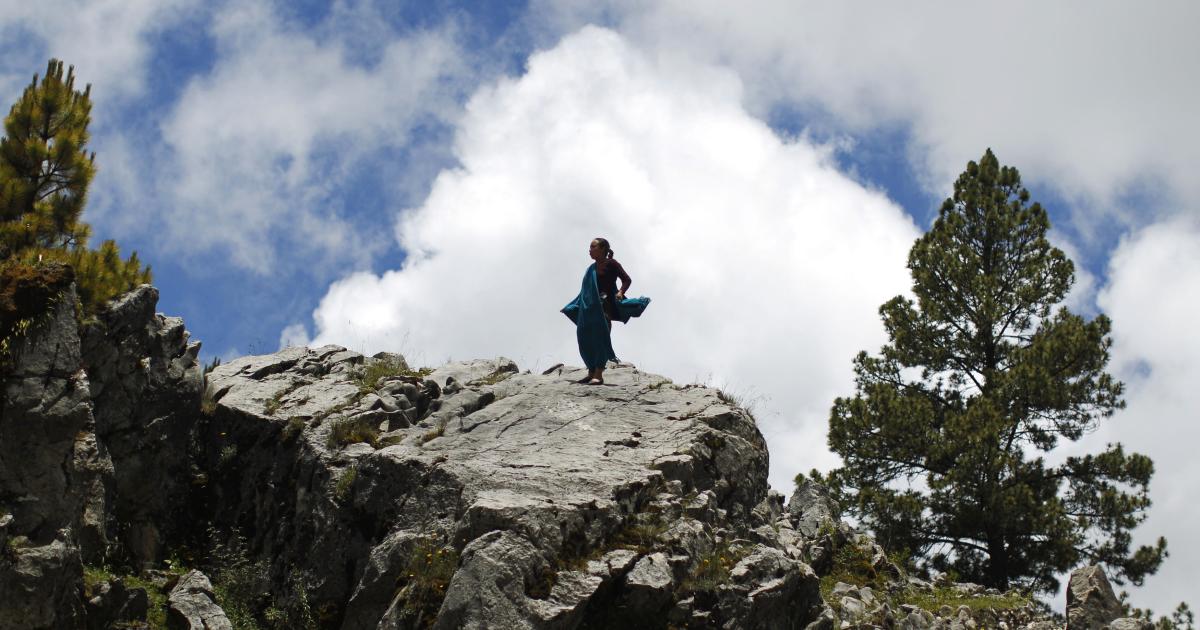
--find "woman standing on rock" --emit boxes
[561,237,650,385]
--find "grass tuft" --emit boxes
[678,540,750,595]
[352,358,432,393]
[327,417,380,449]
[333,467,357,503]
[394,536,459,628]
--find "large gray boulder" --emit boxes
[201,351,823,628]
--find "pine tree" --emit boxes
[823,149,1165,594]
[0,59,150,315]
[0,59,94,256]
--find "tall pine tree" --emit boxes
[823,149,1165,594]
[0,59,150,315]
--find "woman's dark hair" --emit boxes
[595,237,614,259]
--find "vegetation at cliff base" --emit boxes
[821,149,1165,595]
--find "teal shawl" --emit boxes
[561,263,651,370]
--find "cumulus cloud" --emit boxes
[308,26,921,488]
[278,322,312,350]
[149,0,468,272]
[535,1,1200,233]
[1083,218,1200,612]
[0,0,197,104]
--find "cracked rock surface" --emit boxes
[201,349,822,628]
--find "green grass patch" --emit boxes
[678,540,750,595]
[84,563,186,628]
[280,417,306,443]
[327,417,380,449]
[264,390,285,416]
[897,586,1031,612]
[468,368,514,386]
[333,467,357,503]
[352,358,432,393]
[419,420,446,445]
[818,536,889,603]
[218,444,238,467]
[394,537,459,628]
[611,515,669,554]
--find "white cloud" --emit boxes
[0,0,197,104]
[278,322,311,350]
[535,1,1200,234]
[1078,218,1200,612]
[308,26,920,488]
[148,0,467,272]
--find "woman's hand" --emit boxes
[616,291,625,301]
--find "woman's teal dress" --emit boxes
[561,263,651,370]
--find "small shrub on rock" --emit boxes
[332,467,357,503]
[395,537,459,628]
[280,417,306,443]
[327,417,380,449]
[679,540,750,595]
[351,357,431,393]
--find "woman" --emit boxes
[561,237,650,384]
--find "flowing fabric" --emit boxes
[561,263,651,370]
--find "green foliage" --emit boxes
[264,390,285,416]
[352,356,430,393]
[83,563,186,629]
[0,259,72,368]
[326,417,380,449]
[207,531,316,630]
[332,466,357,503]
[1124,598,1196,630]
[394,536,459,628]
[419,420,445,445]
[200,388,218,416]
[824,149,1165,594]
[63,239,151,313]
[0,59,150,316]
[678,539,750,595]
[0,59,94,256]
[818,535,890,602]
[468,367,514,386]
[218,445,238,467]
[611,512,669,554]
[280,416,306,442]
[898,586,1030,614]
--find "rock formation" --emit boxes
[198,347,822,628]
[0,283,1173,629]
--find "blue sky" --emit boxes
[3,0,1197,613]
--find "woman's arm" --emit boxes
[616,261,631,299]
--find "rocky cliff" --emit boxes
[0,284,1159,629]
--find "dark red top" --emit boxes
[596,259,631,319]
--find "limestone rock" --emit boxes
[0,538,84,629]
[1109,618,1154,630]
[167,570,232,630]
[1066,565,1124,630]
[787,479,840,538]
[0,286,92,629]
[199,351,813,627]
[85,577,150,629]
[80,284,204,567]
